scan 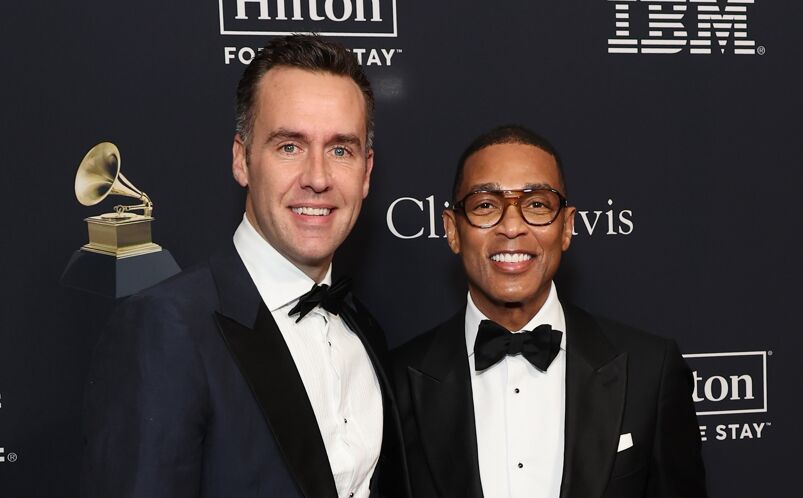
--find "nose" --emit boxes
[299,149,330,194]
[496,202,528,238]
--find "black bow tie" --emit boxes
[288,277,352,323]
[473,319,563,372]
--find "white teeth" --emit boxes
[491,253,533,263]
[292,206,331,216]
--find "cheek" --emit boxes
[460,234,489,274]
[337,172,371,208]
[252,165,292,198]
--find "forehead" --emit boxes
[460,143,560,194]
[254,66,367,134]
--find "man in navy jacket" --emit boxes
[81,35,409,498]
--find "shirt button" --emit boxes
[518,462,524,469]
[514,388,520,394]
[349,493,354,498]
[344,418,348,424]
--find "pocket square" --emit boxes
[617,433,633,452]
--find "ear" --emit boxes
[362,148,374,199]
[561,206,576,251]
[443,209,461,254]
[232,134,249,187]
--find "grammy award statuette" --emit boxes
[61,142,180,298]
[75,142,162,257]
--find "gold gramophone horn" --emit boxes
[75,142,152,216]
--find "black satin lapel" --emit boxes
[215,305,338,498]
[410,314,483,498]
[560,305,628,498]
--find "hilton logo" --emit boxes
[608,0,761,55]
[218,0,398,37]
[683,351,768,416]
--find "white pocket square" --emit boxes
[617,433,633,452]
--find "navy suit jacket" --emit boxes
[392,304,707,498]
[80,245,410,498]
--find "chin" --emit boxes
[295,250,333,266]
[500,281,537,297]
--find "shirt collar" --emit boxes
[465,281,567,358]
[233,214,332,312]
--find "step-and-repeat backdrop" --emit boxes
[2,1,800,496]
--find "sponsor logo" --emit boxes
[684,351,771,442]
[572,199,634,236]
[697,422,768,442]
[684,351,767,415]
[386,195,445,240]
[224,46,400,65]
[0,394,19,462]
[0,447,17,463]
[385,195,634,239]
[608,0,762,55]
[218,0,398,37]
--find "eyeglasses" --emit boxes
[452,188,568,228]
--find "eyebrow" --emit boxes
[265,128,307,144]
[465,182,555,192]
[330,133,363,149]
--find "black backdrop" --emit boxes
[2,1,801,496]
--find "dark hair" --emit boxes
[452,124,566,201]
[235,34,375,151]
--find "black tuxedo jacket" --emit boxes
[392,304,706,498]
[80,245,410,498]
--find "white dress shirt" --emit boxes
[233,215,383,498]
[465,282,567,498]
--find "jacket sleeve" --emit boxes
[646,339,708,498]
[80,294,210,498]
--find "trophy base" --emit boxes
[83,214,160,258]
[60,248,181,298]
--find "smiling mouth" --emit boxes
[291,206,332,216]
[490,252,533,263]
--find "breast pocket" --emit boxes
[609,442,647,480]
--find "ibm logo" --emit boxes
[608,0,758,55]
[683,351,768,416]
[218,0,398,37]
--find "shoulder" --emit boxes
[125,262,216,310]
[567,303,674,354]
[89,264,222,388]
[565,304,687,383]
[109,262,219,341]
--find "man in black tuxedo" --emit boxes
[392,125,706,498]
[81,35,408,498]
